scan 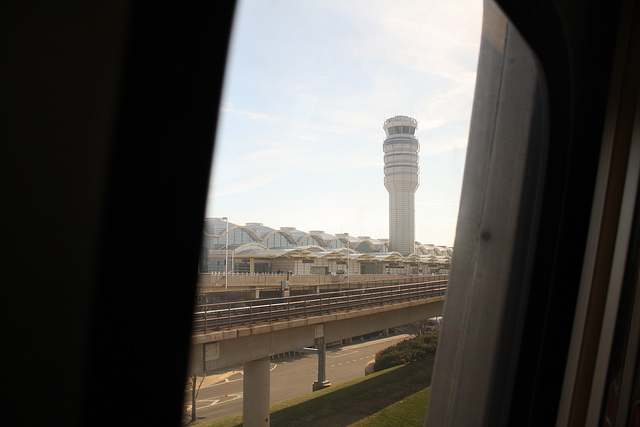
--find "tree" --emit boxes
[395,317,441,337]
[185,373,206,424]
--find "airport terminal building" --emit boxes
[199,217,452,276]
[199,116,453,276]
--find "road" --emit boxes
[183,334,409,423]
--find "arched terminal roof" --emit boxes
[201,217,451,260]
[279,226,308,241]
[308,230,338,245]
[203,217,239,235]
[234,243,269,254]
[243,222,275,239]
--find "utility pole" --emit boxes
[223,217,228,289]
[190,374,197,422]
[346,233,350,289]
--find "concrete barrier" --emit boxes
[197,273,447,292]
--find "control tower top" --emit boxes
[383,115,418,136]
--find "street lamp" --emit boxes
[345,233,350,289]
[222,217,229,289]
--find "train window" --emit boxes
[191,0,481,423]
[205,0,480,249]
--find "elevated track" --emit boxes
[192,279,447,335]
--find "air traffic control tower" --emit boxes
[383,115,419,255]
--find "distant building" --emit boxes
[199,218,452,275]
[197,116,447,275]
[383,115,420,255]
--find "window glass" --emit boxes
[193,0,482,422]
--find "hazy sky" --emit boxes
[206,0,482,247]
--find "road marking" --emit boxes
[186,398,220,410]
[327,349,358,358]
[208,393,244,406]
[203,363,276,390]
[202,377,242,389]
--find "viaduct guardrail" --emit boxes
[192,279,447,335]
[197,273,450,291]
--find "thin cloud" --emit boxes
[220,106,279,123]
[208,0,482,246]
[421,136,469,156]
[209,171,286,198]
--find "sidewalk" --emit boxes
[198,367,242,389]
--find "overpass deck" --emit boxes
[188,280,447,426]
[192,280,447,336]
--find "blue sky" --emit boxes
[206,0,482,247]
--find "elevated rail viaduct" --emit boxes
[188,279,447,426]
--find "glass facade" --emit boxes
[385,125,416,136]
[301,235,323,246]
[202,220,359,251]
[264,232,295,247]
[198,218,448,275]
[328,239,345,249]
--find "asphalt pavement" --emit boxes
[183,334,409,423]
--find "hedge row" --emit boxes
[374,330,439,372]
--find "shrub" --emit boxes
[374,330,439,372]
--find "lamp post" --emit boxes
[223,217,229,289]
[345,233,349,290]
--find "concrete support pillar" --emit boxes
[313,338,331,391]
[243,357,270,426]
[382,329,389,337]
[281,281,290,298]
[252,288,260,299]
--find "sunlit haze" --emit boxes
[206,0,482,247]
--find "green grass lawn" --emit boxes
[198,355,434,427]
[351,388,430,426]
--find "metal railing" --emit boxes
[191,279,447,335]
[199,271,450,277]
